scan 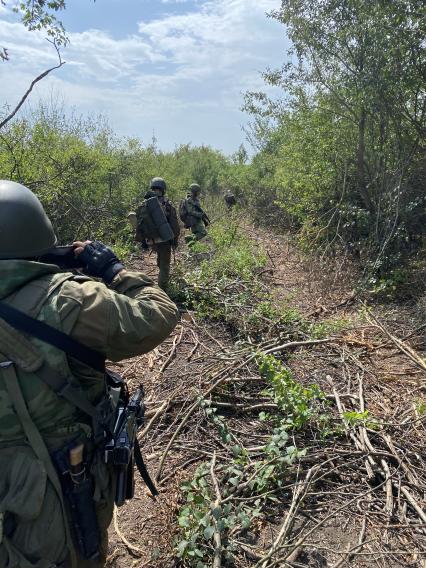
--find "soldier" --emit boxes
[224,190,236,210]
[137,177,180,290]
[0,180,179,568]
[182,183,210,244]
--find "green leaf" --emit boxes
[204,525,215,540]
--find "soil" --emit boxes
[106,227,426,568]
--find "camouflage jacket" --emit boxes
[185,194,206,224]
[0,260,179,443]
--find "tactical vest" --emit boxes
[0,272,106,568]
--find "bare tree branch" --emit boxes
[0,40,65,130]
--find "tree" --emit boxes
[0,1,94,129]
[244,0,426,273]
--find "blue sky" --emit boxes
[0,0,288,154]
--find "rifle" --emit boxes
[192,201,210,226]
[104,386,157,505]
[38,245,85,269]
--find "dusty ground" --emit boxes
[106,228,426,568]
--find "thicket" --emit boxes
[240,0,425,286]
[0,105,232,252]
[1,0,424,288]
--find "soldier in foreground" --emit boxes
[135,177,180,290]
[180,183,210,244]
[0,180,179,568]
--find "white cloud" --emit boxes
[0,0,287,152]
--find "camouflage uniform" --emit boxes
[224,191,236,210]
[154,195,179,290]
[0,261,179,568]
[184,193,208,243]
[138,180,180,290]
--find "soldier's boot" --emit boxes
[185,234,196,245]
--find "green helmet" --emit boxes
[0,180,57,259]
[150,177,167,194]
[190,183,201,194]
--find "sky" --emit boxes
[0,0,289,154]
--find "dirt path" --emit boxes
[106,229,426,568]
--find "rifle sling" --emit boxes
[134,438,158,497]
[0,300,105,373]
[0,300,108,435]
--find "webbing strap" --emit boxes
[0,301,105,373]
[37,365,100,422]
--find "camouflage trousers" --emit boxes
[154,242,172,290]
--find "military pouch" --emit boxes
[0,447,68,566]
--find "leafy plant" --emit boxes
[258,355,326,430]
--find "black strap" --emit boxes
[134,438,158,498]
[0,300,105,373]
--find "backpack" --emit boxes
[136,197,174,243]
[136,201,158,241]
[179,198,191,228]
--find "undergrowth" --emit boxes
[170,217,349,342]
[176,355,332,566]
[173,216,354,566]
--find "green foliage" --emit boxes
[415,399,426,417]
[172,216,268,333]
[258,355,326,430]
[0,106,232,247]
[368,268,408,299]
[7,0,68,45]
[240,0,426,282]
[341,409,380,431]
[176,398,306,566]
[309,317,351,340]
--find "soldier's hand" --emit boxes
[73,240,125,284]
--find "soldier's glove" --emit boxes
[78,241,124,284]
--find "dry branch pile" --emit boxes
[107,230,426,568]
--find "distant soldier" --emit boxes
[224,190,236,210]
[135,177,180,290]
[180,183,210,244]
